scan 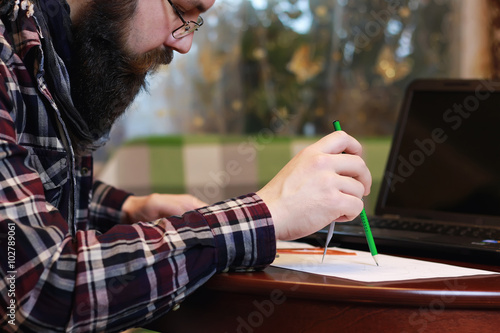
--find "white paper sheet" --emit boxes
[272,241,499,283]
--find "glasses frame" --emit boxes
[166,0,204,39]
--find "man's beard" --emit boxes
[70,0,173,146]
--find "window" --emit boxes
[106,0,494,152]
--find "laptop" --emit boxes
[306,79,500,264]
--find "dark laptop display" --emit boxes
[312,79,500,264]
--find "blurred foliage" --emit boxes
[490,0,500,78]
[193,0,460,137]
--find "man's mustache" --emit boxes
[127,46,174,75]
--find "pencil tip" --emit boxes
[322,246,328,263]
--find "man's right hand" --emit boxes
[256,131,372,241]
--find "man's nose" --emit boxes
[164,34,195,54]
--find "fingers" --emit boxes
[122,193,208,224]
[322,173,366,222]
[331,153,372,196]
[190,196,209,209]
[156,194,208,215]
[310,131,371,195]
[325,132,371,196]
[315,131,363,156]
[306,151,371,198]
[334,186,366,221]
[336,173,367,199]
[259,131,374,241]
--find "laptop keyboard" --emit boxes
[367,218,500,240]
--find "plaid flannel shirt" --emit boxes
[0,3,276,332]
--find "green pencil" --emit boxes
[333,120,379,266]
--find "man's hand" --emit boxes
[257,131,372,241]
[121,193,208,224]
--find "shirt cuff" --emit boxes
[196,193,276,272]
[90,180,132,231]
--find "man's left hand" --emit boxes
[121,193,208,224]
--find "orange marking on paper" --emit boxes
[277,248,356,255]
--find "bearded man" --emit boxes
[0,1,371,332]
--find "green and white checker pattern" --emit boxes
[98,135,390,211]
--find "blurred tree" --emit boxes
[233,0,459,136]
[99,0,470,165]
[490,0,500,78]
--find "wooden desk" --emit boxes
[146,257,500,333]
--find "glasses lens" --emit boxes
[173,17,203,39]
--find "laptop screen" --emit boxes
[377,80,500,227]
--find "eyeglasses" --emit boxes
[167,0,204,39]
